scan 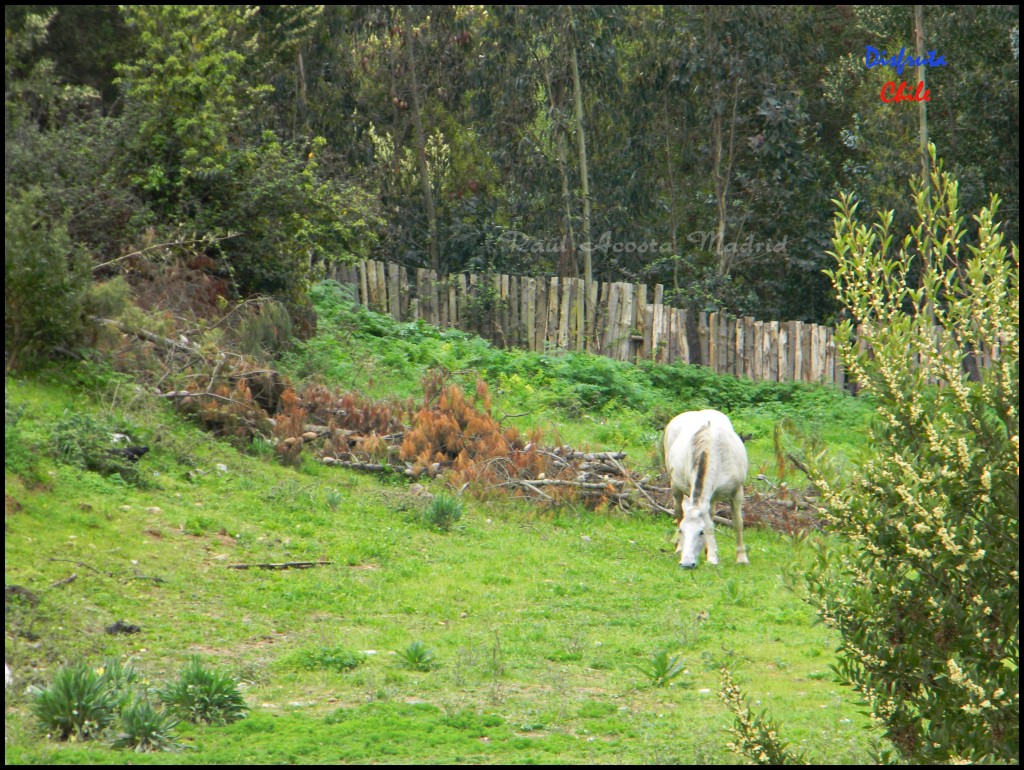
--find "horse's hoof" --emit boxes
[679,563,696,570]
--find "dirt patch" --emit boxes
[5,494,23,516]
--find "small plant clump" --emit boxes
[158,657,249,726]
[423,493,464,532]
[297,645,367,672]
[31,664,118,741]
[51,412,146,484]
[30,659,187,752]
[398,642,437,672]
[637,650,689,688]
[111,697,182,753]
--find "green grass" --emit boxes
[5,319,879,763]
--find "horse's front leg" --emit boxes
[733,487,749,565]
[672,489,684,553]
[703,510,720,565]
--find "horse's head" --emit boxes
[677,497,707,569]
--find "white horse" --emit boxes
[664,409,749,569]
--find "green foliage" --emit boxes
[111,697,182,753]
[636,650,688,688]
[423,493,464,532]
[51,411,143,484]
[237,298,294,359]
[398,642,438,672]
[158,657,249,726]
[116,6,267,197]
[31,664,118,741]
[807,154,1019,763]
[5,390,47,484]
[295,646,367,673]
[84,277,133,321]
[97,657,143,710]
[719,668,807,765]
[4,187,91,372]
[114,8,380,300]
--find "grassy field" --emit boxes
[5,297,881,763]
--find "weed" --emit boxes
[98,657,142,709]
[158,658,248,725]
[723,578,744,605]
[296,645,366,672]
[325,488,344,512]
[250,436,276,459]
[398,642,437,672]
[423,493,464,532]
[31,663,118,741]
[637,650,689,687]
[110,697,181,753]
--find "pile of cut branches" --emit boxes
[101,317,820,530]
[296,371,673,515]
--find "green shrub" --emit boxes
[423,493,464,532]
[5,187,90,372]
[31,664,118,741]
[111,697,181,753]
[158,657,248,726]
[805,153,1019,763]
[237,298,294,359]
[51,411,143,484]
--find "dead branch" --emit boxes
[92,233,239,273]
[93,317,202,357]
[48,557,105,576]
[227,561,333,570]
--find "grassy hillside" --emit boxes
[5,290,880,763]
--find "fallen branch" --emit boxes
[321,457,417,475]
[227,561,332,570]
[92,317,202,357]
[48,557,105,576]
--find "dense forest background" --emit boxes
[5,5,1019,331]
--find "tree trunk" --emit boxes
[569,38,594,316]
[915,5,929,191]
[540,56,577,279]
[402,7,440,274]
[712,78,741,276]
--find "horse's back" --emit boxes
[664,409,746,495]
[664,409,736,457]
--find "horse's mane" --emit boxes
[690,422,713,501]
[691,422,713,456]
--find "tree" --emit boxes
[807,152,1018,763]
[5,187,90,372]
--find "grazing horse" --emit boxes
[664,410,749,569]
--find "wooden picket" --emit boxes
[327,258,958,391]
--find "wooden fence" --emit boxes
[329,260,845,388]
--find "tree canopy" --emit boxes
[5,5,1019,325]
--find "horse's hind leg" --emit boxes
[732,486,749,565]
